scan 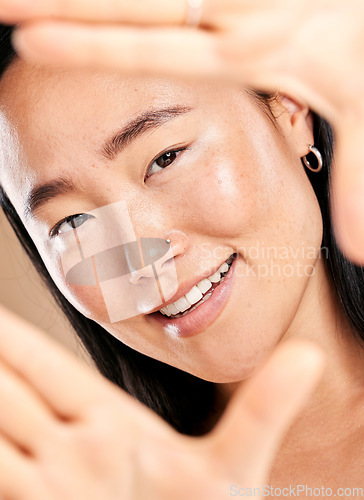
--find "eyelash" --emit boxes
[49,213,95,238]
[146,147,186,179]
[49,147,185,238]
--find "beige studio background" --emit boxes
[0,208,94,368]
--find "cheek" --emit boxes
[36,231,178,326]
[41,256,159,325]
[168,145,277,240]
[183,139,322,253]
[68,283,111,322]
[37,250,112,322]
[201,160,248,235]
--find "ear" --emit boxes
[273,94,315,158]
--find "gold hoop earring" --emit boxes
[302,145,323,173]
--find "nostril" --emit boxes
[129,266,156,284]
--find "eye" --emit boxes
[147,148,185,178]
[50,213,95,238]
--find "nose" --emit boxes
[129,266,155,283]
[128,231,189,284]
[165,230,189,255]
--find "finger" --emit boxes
[0,433,37,499]
[10,21,343,125]
[0,0,191,25]
[0,304,131,420]
[330,115,364,265]
[209,340,325,483]
[0,358,58,454]
[12,21,221,78]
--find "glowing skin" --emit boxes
[0,59,344,392]
[54,198,178,322]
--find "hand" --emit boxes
[0,303,324,499]
[1,0,363,265]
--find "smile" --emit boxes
[149,253,238,337]
[159,253,237,318]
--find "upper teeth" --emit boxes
[159,259,231,316]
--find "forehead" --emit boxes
[0,60,200,211]
[0,59,197,157]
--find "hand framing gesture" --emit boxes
[0,305,323,499]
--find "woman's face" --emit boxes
[0,60,323,383]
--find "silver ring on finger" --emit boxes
[185,0,204,27]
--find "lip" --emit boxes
[148,253,238,337]
[146,254,235,315]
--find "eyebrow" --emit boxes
[25,177,76,221]
[100,105,194,161]
[25,105,194,220]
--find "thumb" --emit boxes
[209,339,325,485]
[331,113,364,266]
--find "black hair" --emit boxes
[0,25,363,437]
